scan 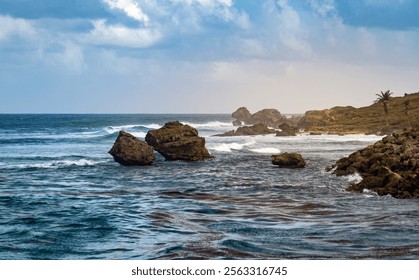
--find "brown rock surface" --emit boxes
[145,121,212,161]
[332,130,419,199]
[232,107,252,124]
[109,131,155,166]
[271,153,306,168]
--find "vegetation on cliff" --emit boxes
[297,91,419,135]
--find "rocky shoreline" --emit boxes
[108,92,418,199]
[330,130,419,199]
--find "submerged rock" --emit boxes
[145,121,212,161]
[332,130,419,199]
[109,131,155,166]
[214,123,277,136]
[271,153,306,168]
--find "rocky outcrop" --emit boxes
[271,153,306,168]
[109,131,155,166]
[276,123,297,136]
[251,109,287,128]
[214,123,277,137]
[331,130,419,199]
[145,121,212,161]
[232,107,252,125]
[231,107,288,128]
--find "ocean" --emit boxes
[0,114,418,259]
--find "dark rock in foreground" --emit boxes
[271,153,306,168]
[215,123,277,136]
[332,130,419,199]
[145,121,212,161]
[109,131,155,166]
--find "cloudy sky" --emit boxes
[1,0,418,113]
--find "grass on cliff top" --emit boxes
[305,92,419,134]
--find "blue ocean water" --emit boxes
[0,114,418,259]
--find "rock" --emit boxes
[232,119,242,126]
[232,107,252,124]
[251,109,287,128]
[145,121,212,161]
[332,130,419,199]
[109,131,155,166]
[276,123,297,136]
[231,107,288,129]
[271,153,306,168]
[214,123,277,136]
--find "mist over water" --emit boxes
[0,114,418,259]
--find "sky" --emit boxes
[1,0,419,114]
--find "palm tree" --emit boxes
[375,90,393,129]
[403,100,412,129]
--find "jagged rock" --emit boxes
[109,131,155,166]
[232,107,252,124]
[332,130,419,199]
[145,121,212,161]
[214,123,277,136]
[271,153,306,168]
[276,123,297,136]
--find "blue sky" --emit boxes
[1,0,418,113]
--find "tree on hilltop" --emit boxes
[375,90,393,130]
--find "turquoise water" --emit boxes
[0,114,418,259]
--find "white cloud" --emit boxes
[0,16,37,42]
[103,0,150,25]
[308,0,336,17]
[86,19,161,48]
[275,0,312,56]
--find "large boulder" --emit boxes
[271,153,306,168]
[214,123,277,136]
[331,130,419,199]
[251,109,287,128]
[145,121,212,161]
[232,107,252,124]
[109,131,155,166]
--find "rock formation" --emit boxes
[271,153,306,168]
[214,123,278,136]
[231,107,288,128]
[232,107,252,125]
[276,123,298,136]
[145,121,212,161]
[109,131,155,166]
[331,130,419,199]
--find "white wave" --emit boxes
[13,159,100,169]
[182,121,233,129]
[249,147,281,154]
[130,132,147,138]
[105,123,161,134]
[209,139,256,153]
[345,173,363,184]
